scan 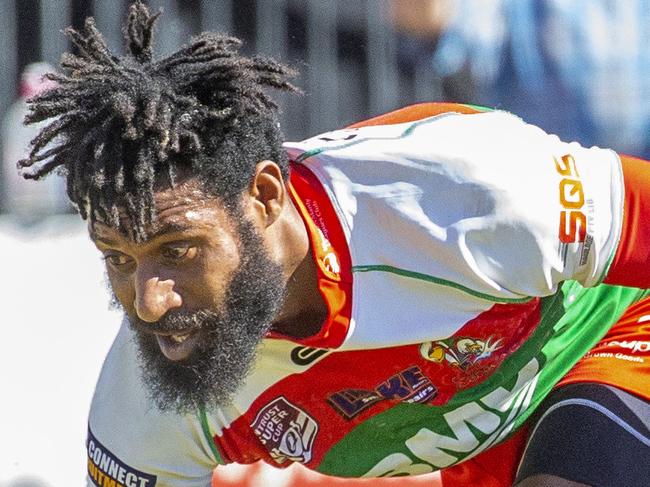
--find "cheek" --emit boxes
[197,240,241,307]
[106,273,135,312]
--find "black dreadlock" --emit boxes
[18,1,299,240]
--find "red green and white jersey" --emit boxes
[87,106,646,486]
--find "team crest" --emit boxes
[420,336,504,370]
[251,397,319,464]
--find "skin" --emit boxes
[90,160,327,360]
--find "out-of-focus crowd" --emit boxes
[6,1,650,223]
[394,0,650,157]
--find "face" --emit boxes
[92,179,286,413]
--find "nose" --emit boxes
[134,276,182,323]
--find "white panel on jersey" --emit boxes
[287,111,622,300]
[91,325,331,474]
[342,269,496,350]
[222,338,332,424]
[286,111,623,350]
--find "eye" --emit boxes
[161,243,197,262]
[103,252,133,268]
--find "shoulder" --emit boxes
[286,106,622,298]
[284,108,545,171]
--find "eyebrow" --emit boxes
[91,221,194,245]
[146,221,195,241]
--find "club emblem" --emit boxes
[420,336,504,370]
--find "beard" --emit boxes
[122,219,286,414]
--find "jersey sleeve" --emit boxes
[287,109,625,300]
[86,321,219,487]
[447,111,625,295]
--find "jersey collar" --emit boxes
[266,163,353,349]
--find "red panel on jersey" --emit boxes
[604,154,650,288]
[265,163,353,349]
[216,298,541,469]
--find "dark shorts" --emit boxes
[515,382,650,486]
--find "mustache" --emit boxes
[129,308,222,334]
[107,286,223,335]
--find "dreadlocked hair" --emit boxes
[18,0,299,240]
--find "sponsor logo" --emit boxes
[554,154,587,244]
[251,397,319,464]
[604,339,650,353]
[328,389,384,420]
[585,339,650,363]
[87,428,157,487]
[328,366,438,420]
[303,200,329,241]
[420,336,503,370]
[363,358,540,476]
[323,252,341,276]
[315,227,341,279]
[290,346,329,366]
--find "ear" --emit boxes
[248,160,287,227]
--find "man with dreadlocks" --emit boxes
[20,2,650,487]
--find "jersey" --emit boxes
[87,105,646,487]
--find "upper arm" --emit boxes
[335,110,624,299]
[436,111,623,297]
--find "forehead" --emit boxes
[90,179,231,244]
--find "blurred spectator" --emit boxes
[395,0,650,158]
[391,0,475,104]
[1,62,69,220]
[392,0,453,38]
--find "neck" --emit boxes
[270,198,326,338]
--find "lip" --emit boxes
[154,328,202,362]
[150,329,194,337]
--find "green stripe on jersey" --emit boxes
[295,103,494,164]
[198,406,223,464]
[316,282,647,477]
[352,264,533,303]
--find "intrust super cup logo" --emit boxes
[251,397,319,464]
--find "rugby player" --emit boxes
[19,2,649,486]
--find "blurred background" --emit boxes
[3,0,650,485]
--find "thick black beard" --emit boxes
[130,219,286,414]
